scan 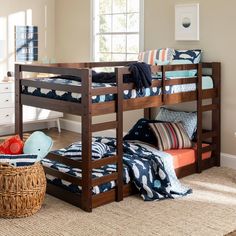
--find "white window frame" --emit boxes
[90,0,144,61]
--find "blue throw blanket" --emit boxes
[94,137,191,201]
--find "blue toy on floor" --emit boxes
[24,131,53,161]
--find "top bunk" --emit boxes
[15,60,221,117]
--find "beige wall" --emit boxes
[144,0,236,155]
[55,0,236,155]
[0,0,55,79]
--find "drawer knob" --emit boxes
[5,114,9,117]
[5,87,9,90]
[5,99,9,102]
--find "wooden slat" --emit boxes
[164,64,198,71]
[200,144,216,154]
[92,156,118,169]
[92,121,118,132]
[44,166,82,186]
[164,89,217,105]
[91,96,163,116]
[165,77,196,86]
[47,153,82,169]
[56,61,136,69]
[21,95,83,115]
[92,173,118,187]
[164,91,197,104]
[21,79,83,94]
[46,183,82,208]
[19,64,88,77]
[202,89,217,99]
[202,131,217,139]
[202,63,213,69]
[123,96,163,111]
[123,79,162,90]
[201,104,218,112]
[91,87,118,96]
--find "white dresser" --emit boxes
[0,81,63,133]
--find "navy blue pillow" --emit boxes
[123,119,159,145]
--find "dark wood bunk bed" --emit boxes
[15,61,221,212]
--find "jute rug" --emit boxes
[1,167,236,236]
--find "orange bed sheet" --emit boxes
[165,144,211,169]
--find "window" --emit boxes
[92,0,143,62]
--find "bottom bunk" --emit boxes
[42,140,213,209]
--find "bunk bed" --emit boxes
[15,61,221,212]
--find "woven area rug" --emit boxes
[225,230,236,236]
[1,167,236,236]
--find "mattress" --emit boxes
[165,143,212,169]
[22,76,213,103]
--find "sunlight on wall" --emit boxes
[8,11,25,72]
[0,9,33,80]
[26,9,32,25]
[0,17,7,79]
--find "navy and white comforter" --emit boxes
[95,137,191,201]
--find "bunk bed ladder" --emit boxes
[197,63,221,173]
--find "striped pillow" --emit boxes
[138,49,159,65]
[0,154,38,167]
[64,142,110,160]
[149,122,192,151]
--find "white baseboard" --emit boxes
[221,153,236,170]
[60,118,127,137]
[0,120,57,136]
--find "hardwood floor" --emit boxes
[0,128,81,150]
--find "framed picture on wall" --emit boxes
[175,3,199,41]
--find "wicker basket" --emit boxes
[0,162,46,218]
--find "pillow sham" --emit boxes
[149,122,192,151]
[0,154,38,167]
[123,118,158,145]
[171,49,202,65]
[156,107,197,140]
[64,142,110,160]
[0,135,24,155]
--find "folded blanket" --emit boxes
[128,62,152,92]
[94,137,191,201]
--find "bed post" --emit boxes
[197,63,203,173]
[15,64,23,139]
[81,69,93,212]
[212,63,221,167]
[115,68,124,202]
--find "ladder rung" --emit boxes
[92,121,118,132]
[92,156,118,168]
[202,131,217,139]
[92,172,118,187]
[200,144,216,153]
[201,104,218,112]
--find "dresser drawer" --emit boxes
[0,108,14,125]
[0,82,14,93]
[0,93,14,108]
